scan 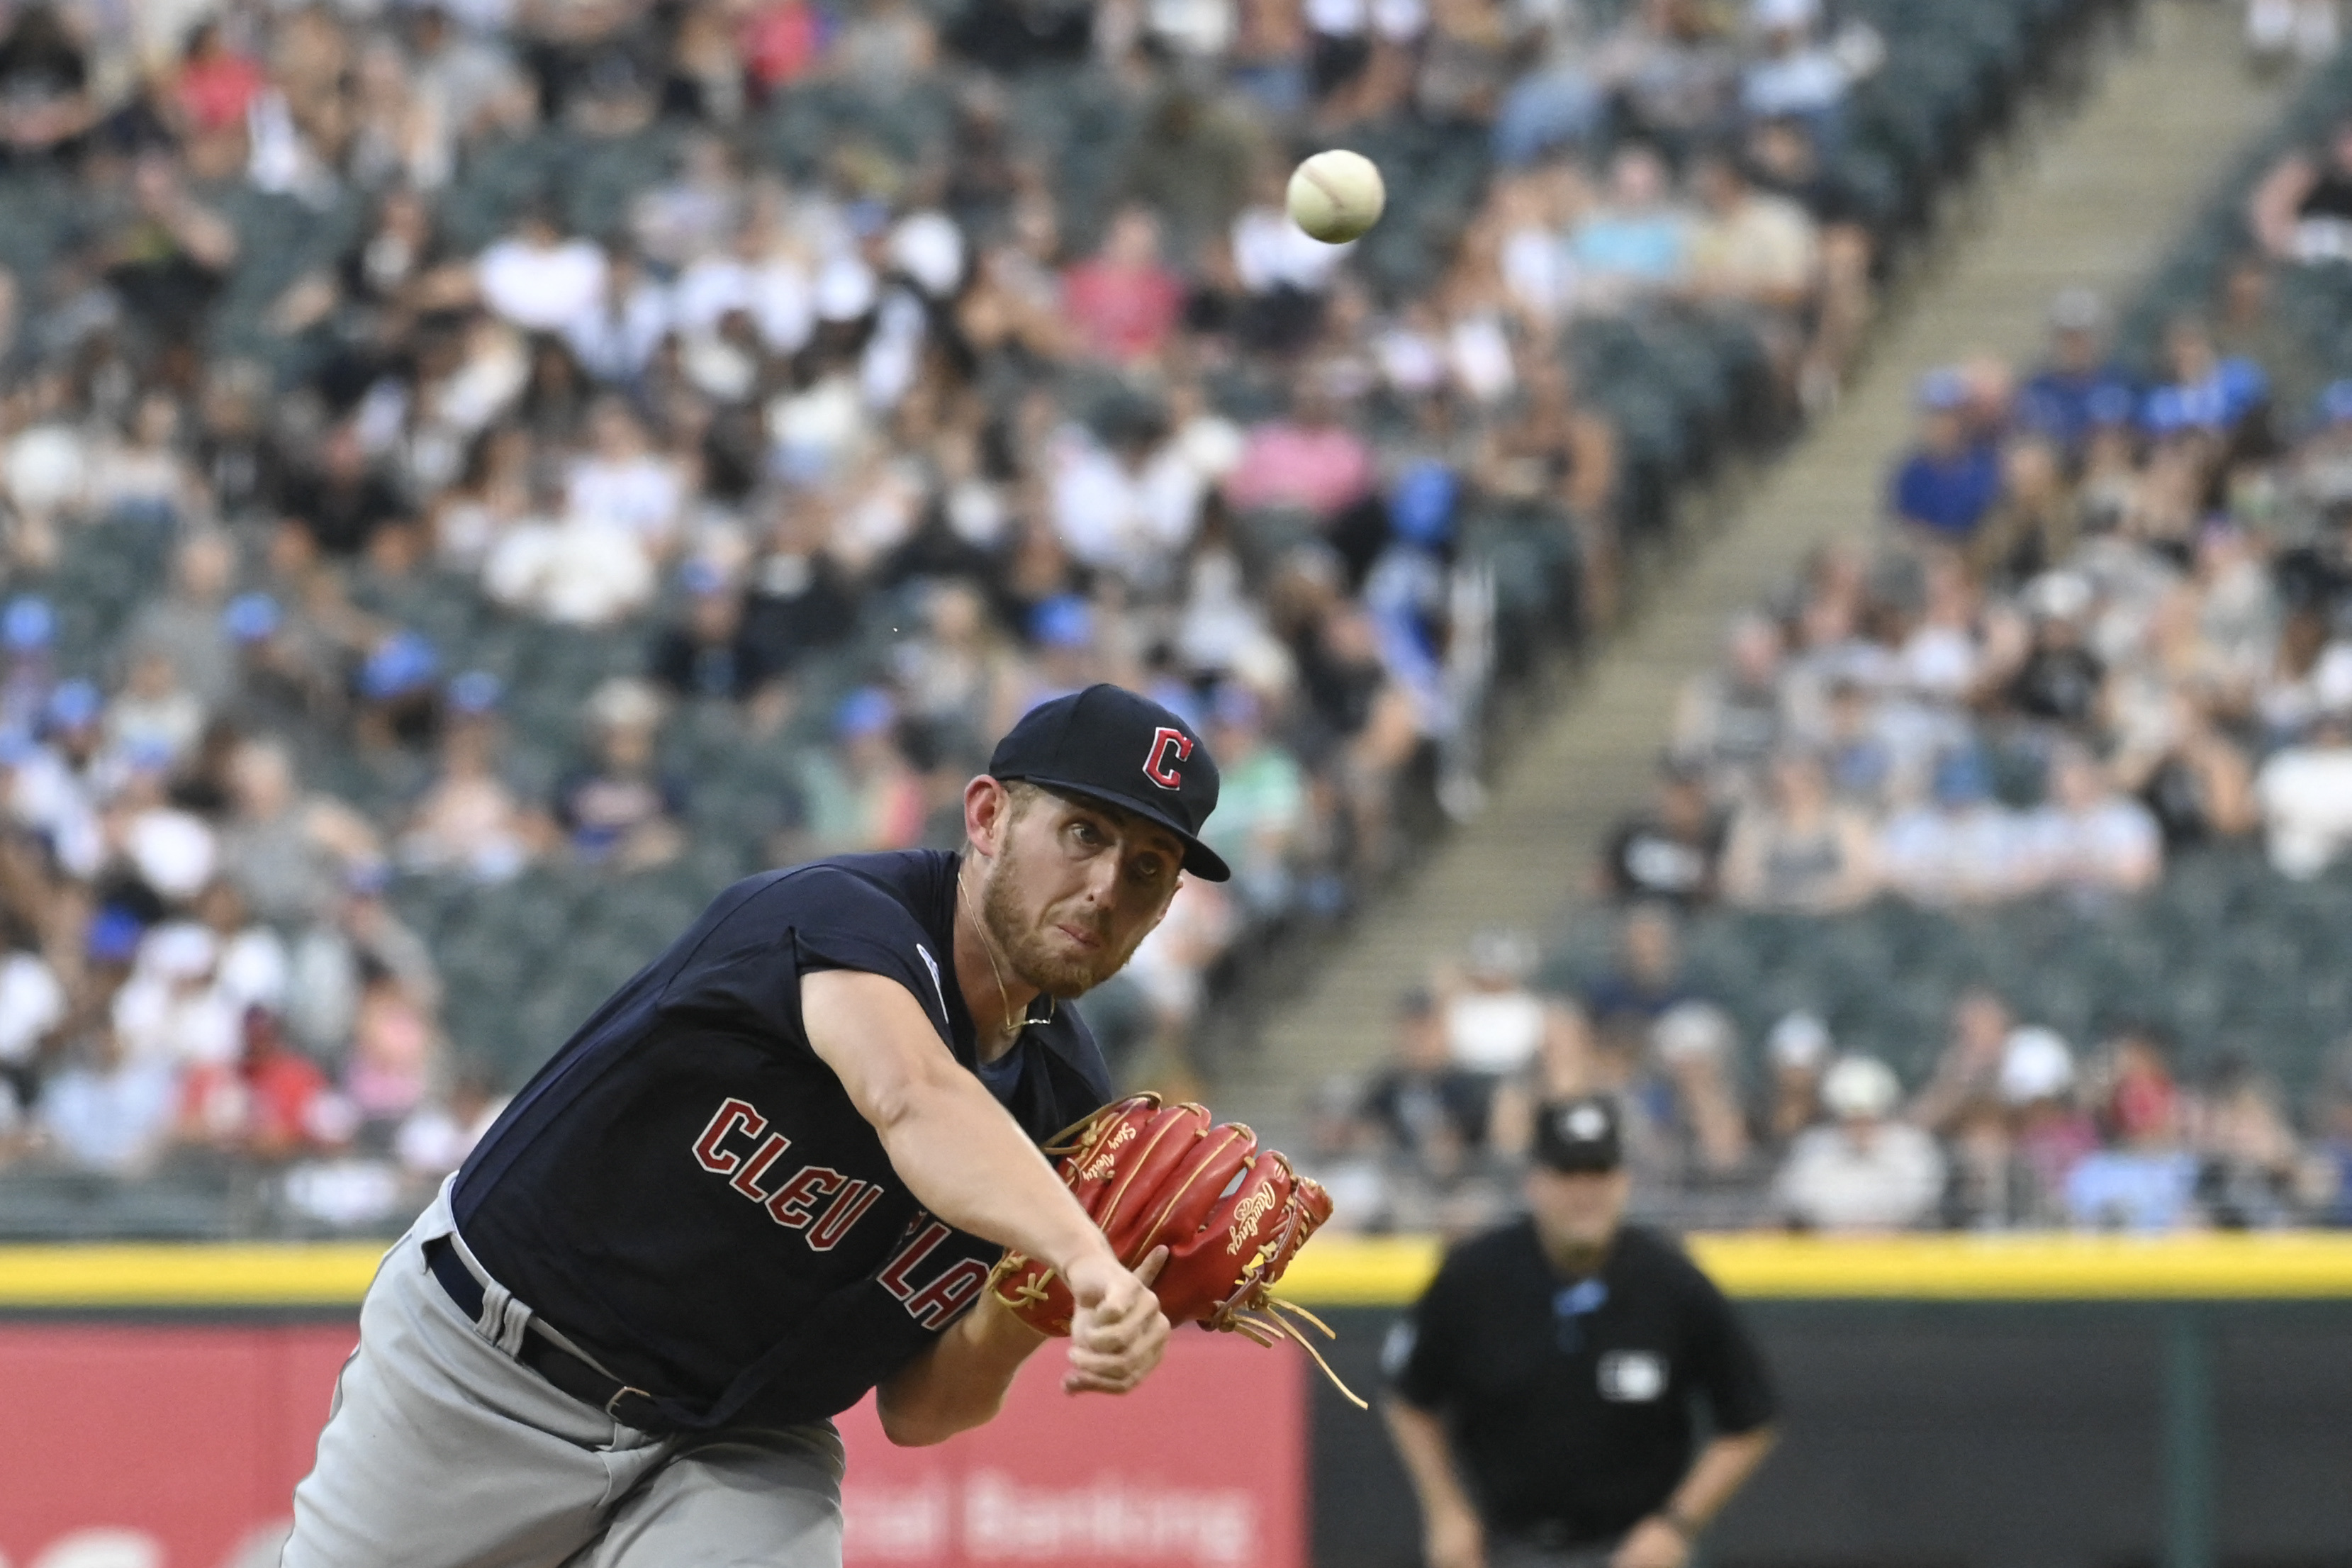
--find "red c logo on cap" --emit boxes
[1143,727,1192,790]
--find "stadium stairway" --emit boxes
[1225,0,2292,1141]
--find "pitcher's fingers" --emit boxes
[1072,1315,1141,1357]
[1063,1355,1143,1395]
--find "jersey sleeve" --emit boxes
[668,866,953,1048]
[1679,1258,1778,1435]
[1385,1246,1472,1412]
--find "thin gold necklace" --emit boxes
[958,866,1024,1047]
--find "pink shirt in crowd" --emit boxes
[1222,420,1376,519]
[1062,259,1186,364]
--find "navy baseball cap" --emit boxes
[1533,1095,1625,1174]
[988,684,1229,882]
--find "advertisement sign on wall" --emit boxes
[837,1331,1304,1568]
[0,1323,1305,1568]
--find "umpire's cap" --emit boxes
[1533,1096,1625,1174]
[988,684,1230,881]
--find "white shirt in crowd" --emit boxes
[671,250,819,357]
[483,510,656,627]
[564,278,672,384]
[2022,795,2161,895]
[2256,739,2352,878]
[123,804,219,903]
[1776,1119,1946,1231]
[478,235,608,332]
[0,950,65,1065]
[8,746,104,878]
[113,928,240,1070]
[1878,803,2037,905]
[39,1056,179,1175]
[567,452,685,552]
[1445,987,1547,1074]
[1233,206,1353,295]
[1048,430,1206,586]
[396,1094,512,1177]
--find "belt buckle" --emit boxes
[605,1384,653,1422]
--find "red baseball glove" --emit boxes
[988,1094,1362,1405]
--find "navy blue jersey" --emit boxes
[452,850,1113,1430]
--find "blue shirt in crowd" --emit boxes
[2064,1150,2200,1233]
[2015,365,2137,450]
[1892,442,2005,540]
[2141,358,2268,437]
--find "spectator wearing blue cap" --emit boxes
[1890,369,2003,544]
[217,588,334,728]
[359,631,440,704]
[45,678,99,740]
[3,688,103,880]
[649,561,790,707]
[553,678,686,870]
[1,593,57,737]
[354,629,444,753]
[224,592,282,646]
[4,594,54,654]
[28,680,110,878]
[1014,593,1106,715]
[793,685,926,859]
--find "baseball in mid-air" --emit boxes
[1287,150,1385,245]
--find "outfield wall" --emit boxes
[2,1236,2348,1568]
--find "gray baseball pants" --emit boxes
[281,1181,845,1568]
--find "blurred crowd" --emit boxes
[1602,251,2352,917]
[1297,108,2352,1236]
[0,0,1911,1216]
[1306,907,2352,1236]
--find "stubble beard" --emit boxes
[978,839,1143,1000]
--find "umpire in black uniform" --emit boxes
[1384,1096,1778,1568]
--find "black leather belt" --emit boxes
[424,1236,675,1433]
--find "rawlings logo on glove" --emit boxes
[988,1094,1364,1406]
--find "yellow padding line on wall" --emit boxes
[0,1243,389,1307]
[1277,1231,2352,1304]
[6,1233,2352,1310]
